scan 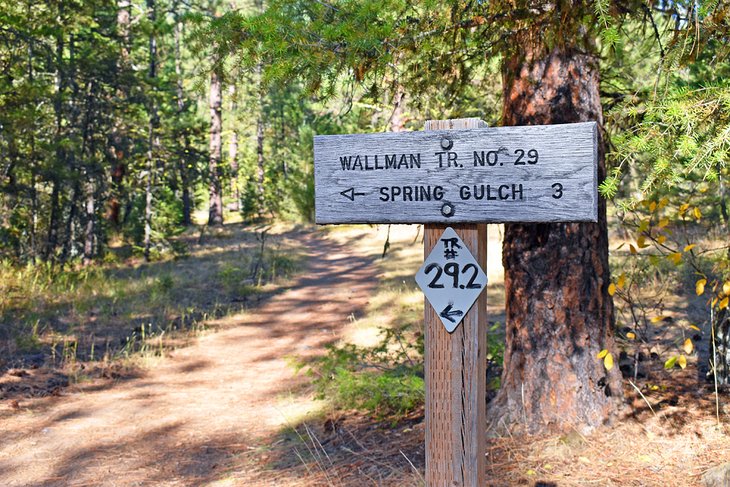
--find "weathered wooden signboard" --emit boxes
[314,121,598,224]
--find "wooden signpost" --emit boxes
[313,118,599,486]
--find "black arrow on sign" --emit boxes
[340,187,366,201]
[440,304,464,323]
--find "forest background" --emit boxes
[0,0,729,454]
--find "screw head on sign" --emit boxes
[440,136,453,150]
[441,202,455,217]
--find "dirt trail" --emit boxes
[0,230,377,486]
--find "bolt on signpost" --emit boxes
[314,118,598,486]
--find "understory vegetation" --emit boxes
[0,223,304,378]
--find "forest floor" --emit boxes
[0,223,729,486]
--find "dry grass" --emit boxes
[0,221,308,382]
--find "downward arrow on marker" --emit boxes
[340,187,366,201]
[440,304,464,323]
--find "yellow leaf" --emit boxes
[689,325,701,331]
[668,252,682,265]
[678,354,687,369]
[656,235,667,245]
[696,278,707,296]
[720,297,729,310]
[684,244,696,252]
[724,281,730,296]
[638,220,650,232]
[604,353,614,371]
[712,297,719,307]
[651,315,670,323]
[658,197,669,210]
[597,349,608,359]
[679,203,690,215]
[683,338,694,354]
[629,244,637,255]
[627,332,636,339]
[650,384,659,391]
[693,207,702,220]
[649,201,657,212]
[658,217,669,228]
[617,273,627,289]
[637,235,649,248]
[608,283,616,296]
[526,469,536,476]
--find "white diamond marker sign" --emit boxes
[415,227,488,333]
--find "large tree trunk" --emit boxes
[491,44,623,434]
[207,68,224,226]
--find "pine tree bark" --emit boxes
[144,0,158,261]
[83,177,95,266]
[228,83,240,211]
[491,42,624,434]
[256,110,264,218]
[46,2,66,262]
[108,0,131,227]
[208,67,224,226]
[174,13,193,226]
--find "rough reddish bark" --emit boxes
[491,43,624,434]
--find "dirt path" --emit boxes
[0,230,378,486]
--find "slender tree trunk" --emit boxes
[256,106,265,218]
[60,182,80,266]
[228,83,240,211]
[207,67,224,226]
[144,0,158,261]
[108,0,131,227]
[83,178,95,266]
[387,82,407,132]
[174,13,193,226]
[26,15,38,262]
[490,42,623,434]
[46,4,65,261]
[254,62,266,219]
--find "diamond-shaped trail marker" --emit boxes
[415,227,488,333]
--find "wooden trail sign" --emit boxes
[314,120,598,224]
[313,118,599,487]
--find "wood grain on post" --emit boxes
[424,119,487,486]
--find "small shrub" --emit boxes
[302,325,424,418]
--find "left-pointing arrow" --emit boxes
[440,304,464,323]
[340,187,365,201]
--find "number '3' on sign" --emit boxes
[415,227,488,333]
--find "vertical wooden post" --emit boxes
[424,119,487,487]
